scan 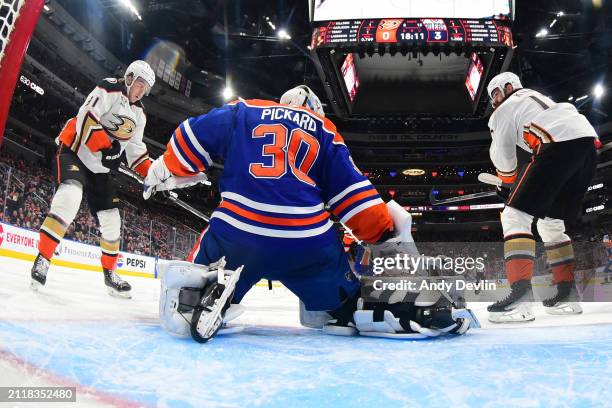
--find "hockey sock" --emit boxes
[97,209,121,271]
[504,234,535,284]
[38,182,83,260]
[100,238,120,270]
[545,241,575,283]
[39,213,68,260]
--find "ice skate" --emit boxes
[488,280,535,323]
[543,281,582,315]
[104,268,132,299]
[30,253,50,291]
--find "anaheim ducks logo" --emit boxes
[104,114,136,140]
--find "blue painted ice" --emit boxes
[1,259,612,407]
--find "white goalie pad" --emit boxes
[299,300,332,329]
[159,260,245,338]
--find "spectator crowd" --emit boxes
[0,150,200,260]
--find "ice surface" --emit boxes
[1,257,612,408]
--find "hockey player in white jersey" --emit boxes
[485,72,599,322]
[30,61,156,298]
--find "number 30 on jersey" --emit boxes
[249,124,320,186]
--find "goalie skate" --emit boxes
[191,259,244,343]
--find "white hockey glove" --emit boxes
[143,156,210,200]
[359,200,421,276]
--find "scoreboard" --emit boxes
[312,18,512,48]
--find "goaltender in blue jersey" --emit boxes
[144,85,476,343]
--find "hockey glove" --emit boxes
[100,139,123,171]
[143,156,210,200]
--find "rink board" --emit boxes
[0,222,157,278]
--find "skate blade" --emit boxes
[30,280,43,292]
[488,310,535,323]
[545,302,582,315]
[106,286,132,299]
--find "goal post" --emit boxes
[0,0,44,147]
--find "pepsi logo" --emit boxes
[116,253,124,268]
[0,224,4,247]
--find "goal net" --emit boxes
[0,0,44,146]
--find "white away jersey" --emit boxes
[59,78,150,175]
[488,88,597,176]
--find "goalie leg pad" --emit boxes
[159,260,214,338]
[354,296,473,338]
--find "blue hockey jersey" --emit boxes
[163,99,392,244]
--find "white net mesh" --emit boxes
[0,0,26,67]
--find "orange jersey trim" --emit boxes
[343,202,393,244]
[163,144,198,177]
[174,127,207,171]
[218,201,329,227]
[332,189,378,216]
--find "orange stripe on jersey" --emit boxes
[174,127,206,171]
[163,144,198,177]
[219,201,329,227]
[332,189,378,216]
[343,202,393,244]
[58,117,77,148]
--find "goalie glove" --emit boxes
[143,156,211,200]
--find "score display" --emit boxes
[311,0,512,22]
[313,18,512,47]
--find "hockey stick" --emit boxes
[429,189,498,205]
[428,172,514,205]
[118,165,211,222]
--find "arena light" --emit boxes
[549,19,557,28]
[557,11,565,16]
[118,0,142,21]
[222,85,234,100]
[278,29,292,40]
[575,94,589,102]
[593,83,605,99]
[535,28,548,38]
